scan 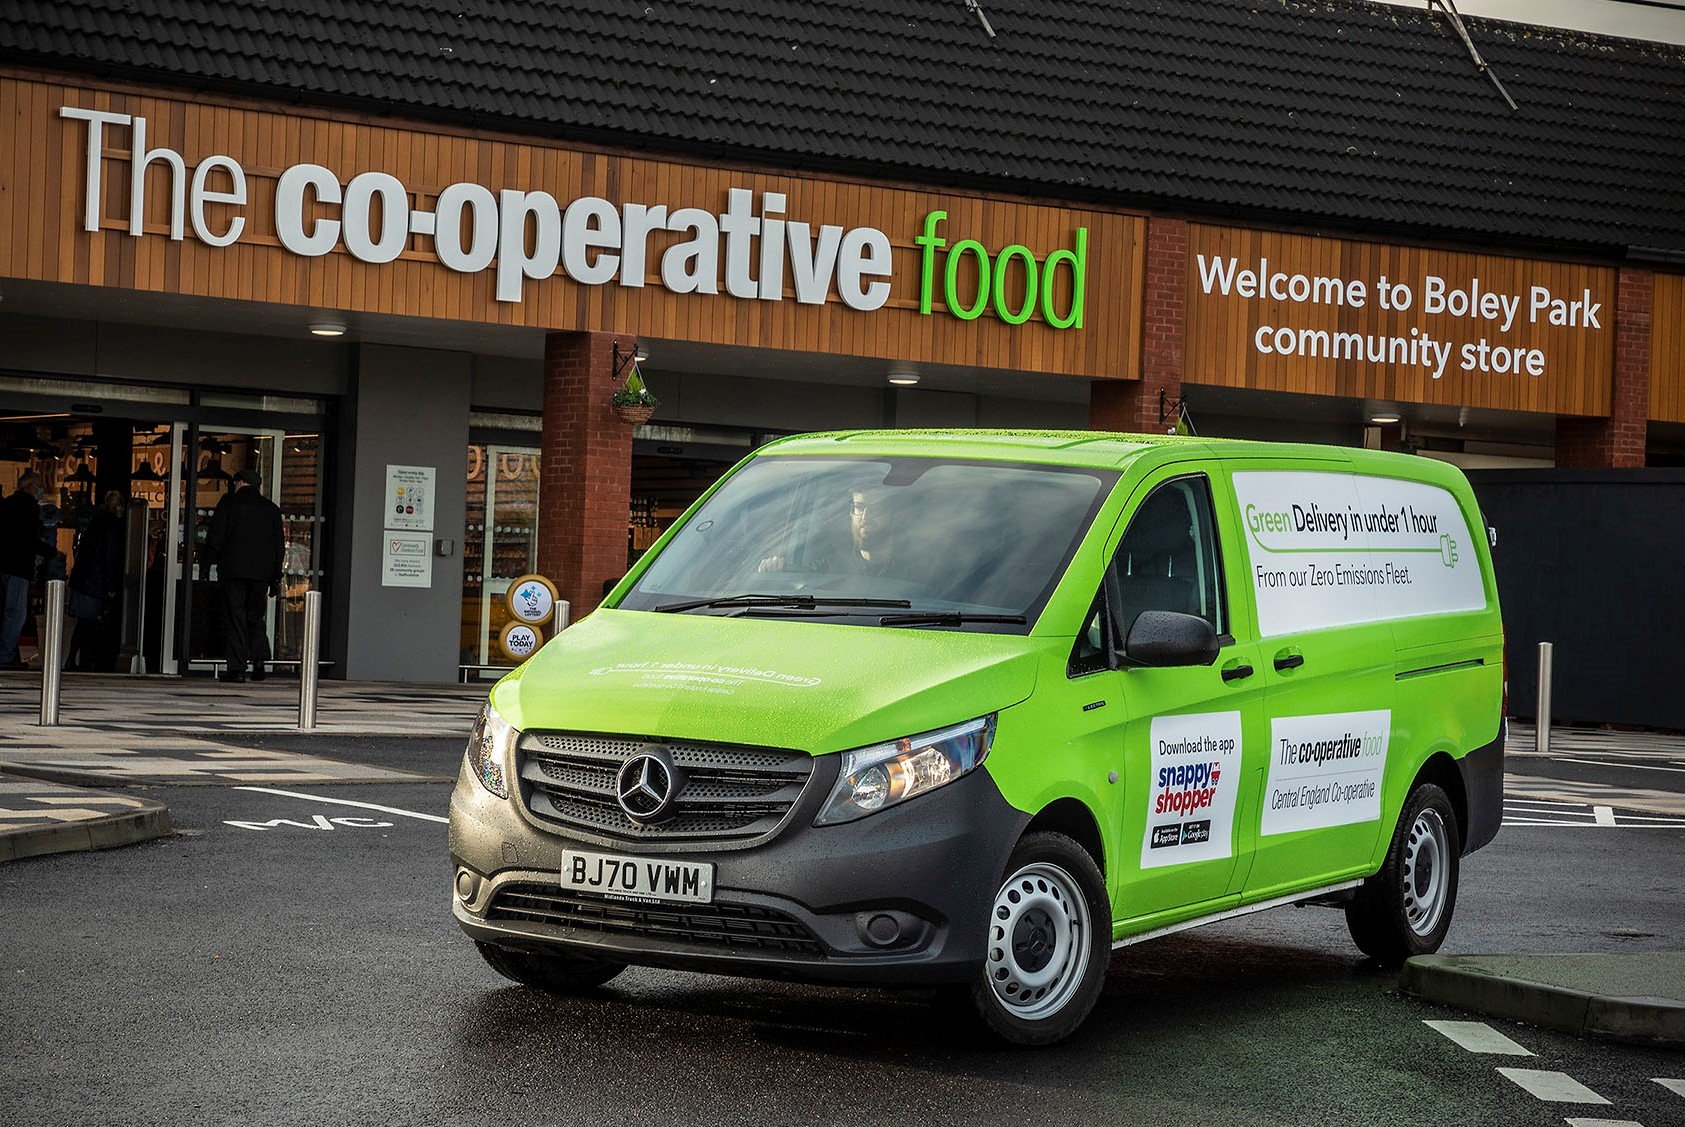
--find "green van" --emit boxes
[450,430,1504,1044]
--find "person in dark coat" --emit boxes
[65,490,127,672]
[201,467,284,683]
[0,471,61,669]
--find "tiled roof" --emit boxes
[3,0,1683,257]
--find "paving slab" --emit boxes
[1403,953,1685,1047]
[0,773,172,862]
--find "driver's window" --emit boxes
[1112,476,1226,639]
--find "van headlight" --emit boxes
[465,701,518,799]
[815,715,996,825]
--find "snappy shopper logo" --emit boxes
[1261,711,1390,836]
[58,107,1087,325]
[1141,712,1242,870]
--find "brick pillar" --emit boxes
[537,331,633,618]
[1555,266,1651,468]
[1091,216,1187,433]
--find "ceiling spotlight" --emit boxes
[634,347,650,363]
[888,368,921,387]
[309,321,347,337]
[1368,410,1402,426]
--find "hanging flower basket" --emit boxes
[612,363,659,426]
[613,402,655,425]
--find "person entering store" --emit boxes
[65,490,127,672]
[0,472,61,670]
[201,467,283,683]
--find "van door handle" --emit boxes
[1221,660,1254,683]
[1273,652,1305,672]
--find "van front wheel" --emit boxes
[1345,783,1461,964]
[962,831,1110,1046]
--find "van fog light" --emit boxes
[817,715,996,825]
[455,868,478,901]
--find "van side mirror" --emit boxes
[1121,611,1220,668]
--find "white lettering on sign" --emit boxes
[1233,471,1487,637]
[1141,711,1243,869]
[1196,253,1602,381]
[58,107,896,310]
[223,815,395,831]
[1261,711,1390,836]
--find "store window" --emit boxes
[461,443,540,672]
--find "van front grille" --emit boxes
[517,732,813,843]
[488,882,825,956]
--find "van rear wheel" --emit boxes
[1345,783,1461,964]
[961,831,1109,1046]
[476,941,626,992]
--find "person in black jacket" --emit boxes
[65,490,127,672]
[201,467,284,683]
[0,471,62,669]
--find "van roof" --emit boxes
[757,429,1464,481]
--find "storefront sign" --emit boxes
[384,464,435,532]
[381,532,433,588]
[57,106,1087,328]
[1185,225,1616,415]
[14,78,1140,377]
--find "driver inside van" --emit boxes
[758,485,898,577]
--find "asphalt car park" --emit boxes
[1,733,1681,1126]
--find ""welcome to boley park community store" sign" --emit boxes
[1184,225,1617,415]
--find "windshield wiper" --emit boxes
[653,594,913,614]
[878,611,1028,627]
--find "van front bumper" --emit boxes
[449,757,1028,986]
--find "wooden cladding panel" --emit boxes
[0,74,1142,379]
[1184,224,1615,417]
[1651,272,1685,423]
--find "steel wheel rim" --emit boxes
[986,862,1090,1020]
[1402,808,1450,936]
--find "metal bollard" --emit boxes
[38,579,65,726]
[1535,641,1553,757]
[555,599,571,631]
[298,589,322,731]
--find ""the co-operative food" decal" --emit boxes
[1141,712,1243,869]
[1232,471,1486,636]
[1261,710,1391,836]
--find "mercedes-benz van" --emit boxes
[450,430,1504,1045]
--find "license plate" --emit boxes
[559,849,714,905]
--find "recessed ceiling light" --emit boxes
[888,368,920,387]
[1369,411,1401,425]
[309,321,347,337]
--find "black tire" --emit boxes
[1345,782,1461,964]
[476,941,627,992]
[960,831,1110,1047]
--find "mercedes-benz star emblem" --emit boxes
[615,748,681,824]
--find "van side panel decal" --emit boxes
[1261,710,1391,836]
[1141,712,1243,869]
[1232,471,1486,637]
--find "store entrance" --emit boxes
[0,404,323,676]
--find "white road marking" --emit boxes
[1553,757,1685,775]
[1423,1019,1534,1055]
[1655,1077,1685,1099]
[1563,1119,1645,1126]
[1594,805,1616,826]
[232,785,448,824]
[1496,1069,1610,1105]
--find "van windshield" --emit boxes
[618,455,1118,630]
